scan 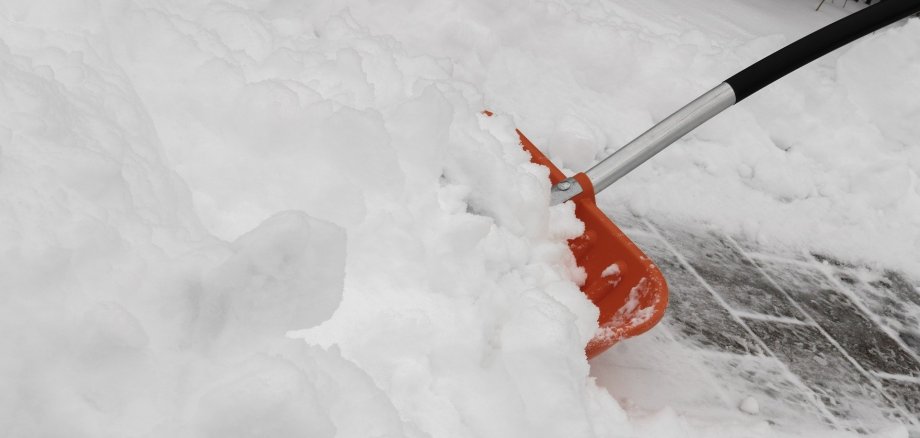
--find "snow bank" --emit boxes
[1,0,913,436]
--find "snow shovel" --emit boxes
[516,0,920,358]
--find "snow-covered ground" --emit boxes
[1,0,918,436]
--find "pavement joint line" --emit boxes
[744,251,821,268]
[643,221,843,427]
[734,310,815,327]
[873,371,920,385]
[690,346,791,363]
[725,234,920,427]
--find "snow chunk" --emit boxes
[198,211,346,351]
[602,263,621,278]
[739,396,760,415]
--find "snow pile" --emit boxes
[1,0,915,436]
[0,1,617,437]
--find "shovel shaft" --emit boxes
[552,0,920,204]
[584,83,735,196]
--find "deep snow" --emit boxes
[0,0,917,437]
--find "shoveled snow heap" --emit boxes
[0,0,916,437]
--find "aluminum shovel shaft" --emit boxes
[584,83,735,196]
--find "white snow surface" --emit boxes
[0,0,917,437]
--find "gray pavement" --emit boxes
[591,214,920,436]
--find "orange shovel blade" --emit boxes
[518,130,669,358]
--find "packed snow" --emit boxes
[1,0,917,437]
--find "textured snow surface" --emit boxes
[0,0,917,437]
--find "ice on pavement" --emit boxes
[1,0,917,437]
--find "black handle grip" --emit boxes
[727,0,920,102]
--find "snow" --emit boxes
[602,263,622,278]
[1,0,917,437]
[740,396,760,415]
